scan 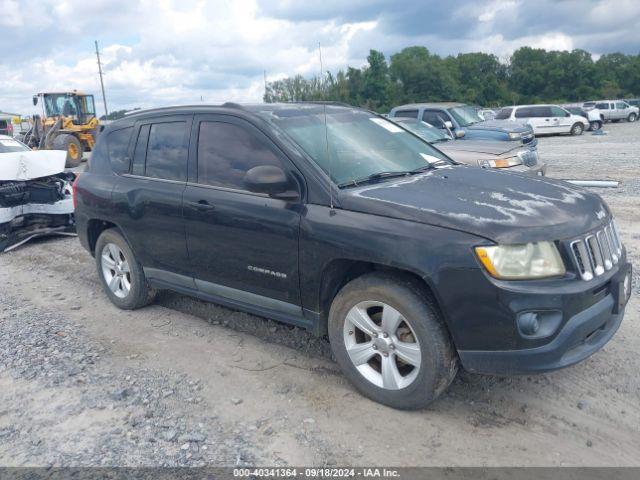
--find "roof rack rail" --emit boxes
[287,100,353,107]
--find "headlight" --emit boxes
[508,132,522,141]
[478,157,522,168]
[475,242,565,279]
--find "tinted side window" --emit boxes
[107,127,133,174]
[530,106,552,117]
[394,110,419,119]
[131,124,150,176]
[514,107,531,118]
[197,121,284,191]
[422,110,447,127]
[145,122,188,181]
[550,106,568,117]
[595,103,608,109]
[494,108,512,119]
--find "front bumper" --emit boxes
[458,261,631,375]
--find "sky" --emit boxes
[1,0,639,116]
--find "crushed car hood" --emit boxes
[338,166,609,244]
[436,139,521,157]
[0,150,67,181]
[467,119,531,134]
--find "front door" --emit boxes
[183,114,303,314]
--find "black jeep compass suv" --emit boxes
[75,103,632,409]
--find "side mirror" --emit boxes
[455,130,465,139]
[444,121,454,130]
[32,95,38,106]
[244,165,295,198]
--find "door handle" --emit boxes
[545,119,550,121]
[189,200,215,211]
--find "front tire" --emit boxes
[328,273,458,409]
[95,229,155,310]
[628,113,637,122]
[52,134,83,168]
[570,123,584,136]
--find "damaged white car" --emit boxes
[0,135,76,252]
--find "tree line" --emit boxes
[264,46,640,112]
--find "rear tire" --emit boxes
[95,229,155,310]
[628,113,637,122]
[328,272,458,409]
[570,123,584,136]
[589,120,602,131]
[52,133,83,168]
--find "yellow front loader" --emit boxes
[22,91,100,168]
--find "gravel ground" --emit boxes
[0,121,639,467]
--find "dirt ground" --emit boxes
[1,122,639,467]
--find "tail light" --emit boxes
[8,123,13,135]
[72,174,81,209]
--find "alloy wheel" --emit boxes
[343,301,421,390]
[101,243,131,299]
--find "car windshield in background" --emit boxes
[447,106,483,126]
[494,108,512,120]
[396,119,451,143]
[261,107,450,187]
[0,138,30,153]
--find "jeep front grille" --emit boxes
[570,220,623,281]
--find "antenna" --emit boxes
[318,42,335,212]
[95,40,109,117]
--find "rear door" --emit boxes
[515,107,543,133]
[111,115,193,285]
[183,114,303,313]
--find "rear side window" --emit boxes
[107,127,133,174]
[595,103,608,109]
[197,121,284,191]
[144,122,188,181]
[494,108,512,119]
[529,106,552,117]
[393,110,419,119]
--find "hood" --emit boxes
[0,150,67,181]
[436,139,520,157]
[467,119,531,134]
[338,166,609,244]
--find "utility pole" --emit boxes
[95,40,108,117]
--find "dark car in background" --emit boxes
[394,118,546,176]
[75,103,631,409]
[389,102,537,148]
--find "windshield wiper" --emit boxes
[337,171,413,188]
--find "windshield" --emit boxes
[396,119,451,143]
[447,106,483,127]
[43,94,96,118]
[0,137,30,153]
[260,106,450,187]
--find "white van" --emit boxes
[494,105,590,136]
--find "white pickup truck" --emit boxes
[583,100,638,123]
